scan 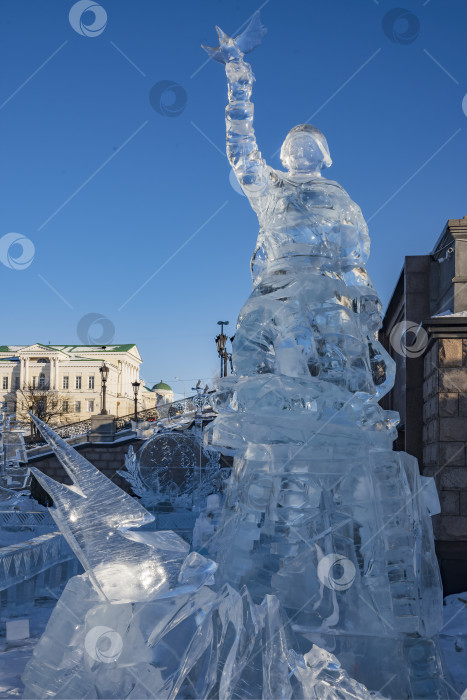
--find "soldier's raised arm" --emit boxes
[203,14,272,210]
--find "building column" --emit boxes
[24,358,29,388]
[451,216,467,313]
[55,358,60,390]
[19,359,25,389]
[49,359,55,390]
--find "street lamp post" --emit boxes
[27,403,36,441]
[191,380,205,488]
[99,362,109,415]
[132,380,141,421]
[0,404,7,476]
[216,320,229,378]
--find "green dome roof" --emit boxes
[152,380,172,392]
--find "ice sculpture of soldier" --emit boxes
[204,14,451,699]
[204,17,388,393]
[19,16,453,700]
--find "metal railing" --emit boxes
[25,395,199,446]
[24,417,93,445]
[114,396,197,432]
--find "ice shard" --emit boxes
[28,414,189,603]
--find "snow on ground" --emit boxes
[0,597,57,698]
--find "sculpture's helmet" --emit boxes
[280,124,332,172]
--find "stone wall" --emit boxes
[27,437,146,494]
[423,337,467,592]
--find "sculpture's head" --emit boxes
[280,124,332,175]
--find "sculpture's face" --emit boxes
[280,129,331,175]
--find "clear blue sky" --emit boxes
[1,0,466,397]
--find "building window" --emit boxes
[63,376,69,390]
[87,400,94,413]
[88,375,95,390]
[63,400,69,413]
[2,377,8,390]
[74,401,81,413]
[75,376,82,390]
[15,377,19,389]
[39,373,46,388]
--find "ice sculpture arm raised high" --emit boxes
[202,13,271,212]
[224,56,272,209]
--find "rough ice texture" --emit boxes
[22,426,383,699]
[204,20,451,699]
[21,14,455,699]
[28,415,188,604]
[22,561,381,699]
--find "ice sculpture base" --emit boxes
[208,396,449,698]
[22,571,385,700]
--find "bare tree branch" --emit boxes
[16,383,68,433]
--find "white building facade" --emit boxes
[0,343,169,425]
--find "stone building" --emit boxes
[380,216,467,593]
[151,380,174,405]
[0,343,157,424]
